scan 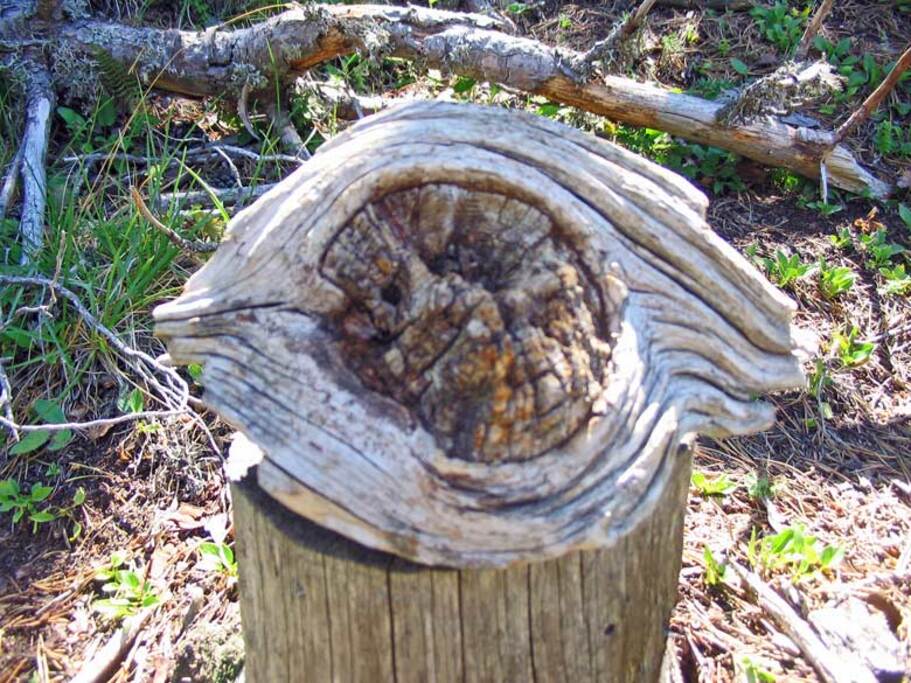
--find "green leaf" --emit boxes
[48,430,73,451]
[117,388,145,414]
[96,99,117,127]
[730,58,749,75]
[9,430,50,455]
[0,479,19,497]
[452,76,476,94]
[33,399,66,424]
[56,106,86,130]
[29,510,57,523]
[29,483,53,502]
[73,487,86,506]
[187,363,203,383]
[898,203,911,229]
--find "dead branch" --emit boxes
[131,187,218,254]
[727,560,878,683]
[56,4,890,197]
[795,0,834,61]
[62,146,306,167]
[832,43,911,147]
[18,62,53,264]
[70,609,152,683]
[0,275,191,441]
[157,182,275,211]
[656,0,751,8]
[0,145,23,222]
[581,0,657,66]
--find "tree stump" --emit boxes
[154,102,807,682]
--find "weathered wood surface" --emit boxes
[232,445,691,683]
[55,4,888,197]
[155,102,808,567]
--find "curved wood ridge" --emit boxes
[154,102,807,567]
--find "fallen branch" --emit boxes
[131,187,218,254]
[727,560,878,683]
[62,145,306,167]
[70,609,152,683]
[0,275,191,440]
[58,4,890,197]
[795,0,833,61]
[0,145,23,222]
[18,62,53,264]
[832,43,911,147]
[581,0,657,66]
[157,182,275,210]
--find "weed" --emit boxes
[703,546,727,587]
[117,387,145,415]
[805,200,843,217]
[0,480,54,530]
[747,525,843,582]
[874,120,911,157]
[558,14,571,30]
[745,473,776,501]
[817,260,855,299]
[879,263,911,296]
[807,358,834,421]
[688,77,735,100]
[93,552,162,619]
[761,250,813,289]
[198,541,238,577]
[750,3,809,55]
[665,142,745,194]
[831,325,875,369]
[858,229,904,269]
[691,471,737,497]
[898,204,911,231]
[829,226,853,250]
[741,657,777,683]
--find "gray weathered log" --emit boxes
[57,4,889,197]
[18,62,54,263]
[155,102,808,567]
[232,447,691,683]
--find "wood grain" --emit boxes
[233,445,691,683]
[155,101,808,567]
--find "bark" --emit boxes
[57,4,889,197]
[232,448,691,683]
[155,102,808,567]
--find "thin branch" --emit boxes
[62,145,306,167]
[727,560,877,683]
[581,0,657,66]
[157,182,275,210]
[795,0,833,61]
[0,144,24,223]
[832,43,911,147]
[131,187,218,254]
[0,275,191,440]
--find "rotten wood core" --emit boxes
[325,187,612,463]
[155,102,809,567]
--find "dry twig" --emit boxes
[131,187,218,254]
[795,0,834,61]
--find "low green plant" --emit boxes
[198,540,238,577]
[874,120,911,157]
[817,260,855,299]
[879,263,911,296]
[745,473,776,501]
[0,479,87,536]
[691,471,737,497]
[6,399,73,455]
[665,142,745,194]
[750,2,809,55]
[899,203,911,231]
[761,250,813,288]
[747,524,844,582]
[93,552,162,619]
[742,656,777,683]
[858,229,904,269]
[805,200,842,217]
[0,480,55,531]
[829,226,853,250]
[831,325,875,368]
[703,546,727,587]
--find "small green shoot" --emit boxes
[0,479,87,537]
[93,552,162,619]
[805,200,843,217]
[745,473,776,501]
[7,399,73,455]
[742,656,777,683]
[750,2,809,55]
[691,471,737,497]
[761,250,813,289]
[831,325,875,368]
[829,226,853,250]
[117,387,145,414]
[858,229,904,269]
[879,263,911,296]
[197,541,238,577]
[817,260,855,299]
[747,525,844,582]
[898,203,911,231]
[703,546,727,587]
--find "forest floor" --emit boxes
[0,0,909,681]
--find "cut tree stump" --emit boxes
[154,102,808,681]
